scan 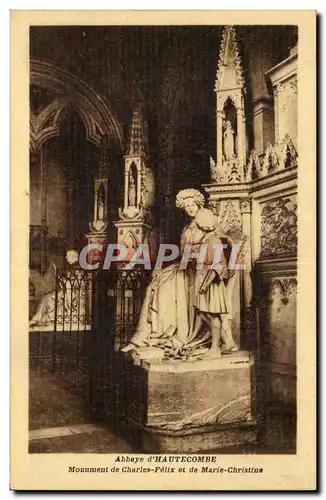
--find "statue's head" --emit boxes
[65,249,79,265]
[176,189,205,218]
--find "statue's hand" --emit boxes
[198,269,219,294]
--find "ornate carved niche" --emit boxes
[120,108,154,219]
[88,135,110,235]
[115,107,157,260]
[260,197,297,256]
[128,163,138,208]
[211,26,247,184]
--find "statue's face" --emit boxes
[184,198,199,218]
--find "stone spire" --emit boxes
[215,26,245,92]
[115,106,156,263]
[210,25,247,184]
[126,108,147,157]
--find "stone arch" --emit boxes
[216,91,242,113]
[30,60,123,153]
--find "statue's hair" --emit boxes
[66,249,79,259]
[175,189,205,209]
[194,208,217,231]
[66,248,79,255]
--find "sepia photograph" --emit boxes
[10,10,316,491]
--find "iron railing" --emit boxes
[29,266,151,421]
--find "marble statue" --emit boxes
[128,173,136,207]
[29,249,84,329]
[122,188,238,360]
[223,120,235,161]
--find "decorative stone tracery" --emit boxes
[260,197,297,256]
[271,278,297,305]
[219,199,243,234]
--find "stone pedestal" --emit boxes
[119,351,257,453]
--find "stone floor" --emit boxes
[29,367,134,453]
[29,367,296,454]
[29,427,133,453]
[29,367,91,430]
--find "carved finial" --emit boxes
[262,143,279,176]
[245,149,261,181]
[209,156,222,183]
[215,26,245,92]
[279,133,298,169]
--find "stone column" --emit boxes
[237,107,245,165]
[136,164,141,207]
[252,97,275,156]
[216,110,223,166]
[240,197,253,349]
[274,84,280,144]
[93,184,98,222]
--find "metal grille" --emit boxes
[54,269,92,332]
[29,266,150,421]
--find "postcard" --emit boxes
[10,10,316,491]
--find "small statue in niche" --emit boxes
[223,120,235,161]
[97,183,105,221]
[128,171,137,207]
[29,249,85,329]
